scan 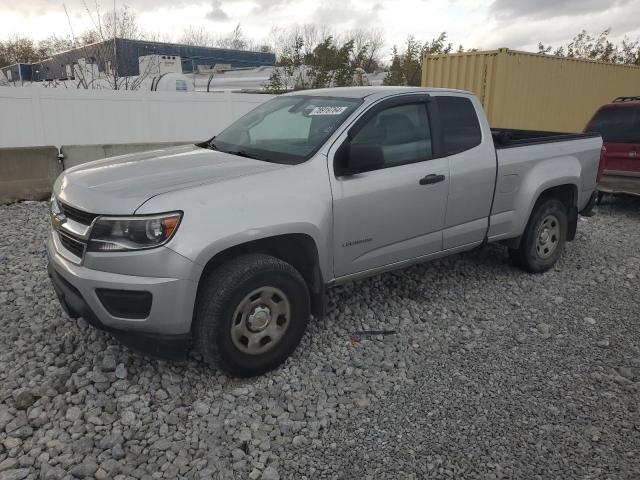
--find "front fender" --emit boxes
[136,154,334,283]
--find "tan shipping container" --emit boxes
[422,48,640,132]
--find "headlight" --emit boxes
[87,212,182,252]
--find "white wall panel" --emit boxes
[0,87,274,148]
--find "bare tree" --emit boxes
[348,28,385,72]
[215,24,248,51]
[83,2,145,42]
[301,25,322,57]
[264,24,322,60]
[38,35,75,58]
[180,26,216,47]
[74,2,156,90]
[0,36,47,68]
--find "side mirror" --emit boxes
[335,143,385,176]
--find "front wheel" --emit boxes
[194,254,310,377]
[509,198,568,273]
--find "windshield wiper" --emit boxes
[207,143,283,163]
[224,150,270,162]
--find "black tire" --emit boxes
[510,198,568,273]
[193,254,310,377]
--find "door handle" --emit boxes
[419,174,446,185]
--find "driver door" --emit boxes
[330,95,450,278]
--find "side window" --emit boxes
[351,103,432,168]
[436,96,482,155]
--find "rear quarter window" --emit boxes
[436,96,482,155]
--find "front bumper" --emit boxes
[47,232,199,360]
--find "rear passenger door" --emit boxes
[433,95,497,249]
[330,95,450,277]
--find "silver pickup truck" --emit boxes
[47,87,602,376]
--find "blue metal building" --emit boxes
[1,38,275,83]
[0,63,33,84]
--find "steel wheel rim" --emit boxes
[230,286,291,355]
[536,214,560,259]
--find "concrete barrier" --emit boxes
[0,141,202,205]
[60,141,199,169]
[0,147,61,204]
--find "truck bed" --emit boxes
[488,129,603,243]
[492,128,601,149]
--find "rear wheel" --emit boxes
[194,254,310,377]
[509,198,568,273]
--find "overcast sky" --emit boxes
[2,0,640,55]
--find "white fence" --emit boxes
[0,87,274,148]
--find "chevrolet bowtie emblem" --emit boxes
[51,211,67,230]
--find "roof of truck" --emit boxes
[283,86,472,99]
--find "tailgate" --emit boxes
[603,141,640,174]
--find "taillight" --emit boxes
[597,145,607,182]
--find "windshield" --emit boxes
[210,95,362,164]
[586,105,640,143]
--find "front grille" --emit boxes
[59,202,98,226]
[59,232,86,258]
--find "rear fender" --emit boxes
[493,156,581,243]
[525,156,580,225]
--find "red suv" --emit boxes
[585,96,640,200]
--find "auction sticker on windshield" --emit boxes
[309,106,349,115]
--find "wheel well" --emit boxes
[502,183,579,249]
[537,184,578,241]
[538,184,577,211]
[198,234,325,318]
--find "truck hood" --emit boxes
[55,144,286,214]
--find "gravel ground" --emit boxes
[0,195,639,480]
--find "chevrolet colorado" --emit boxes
[47,87,602,376]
